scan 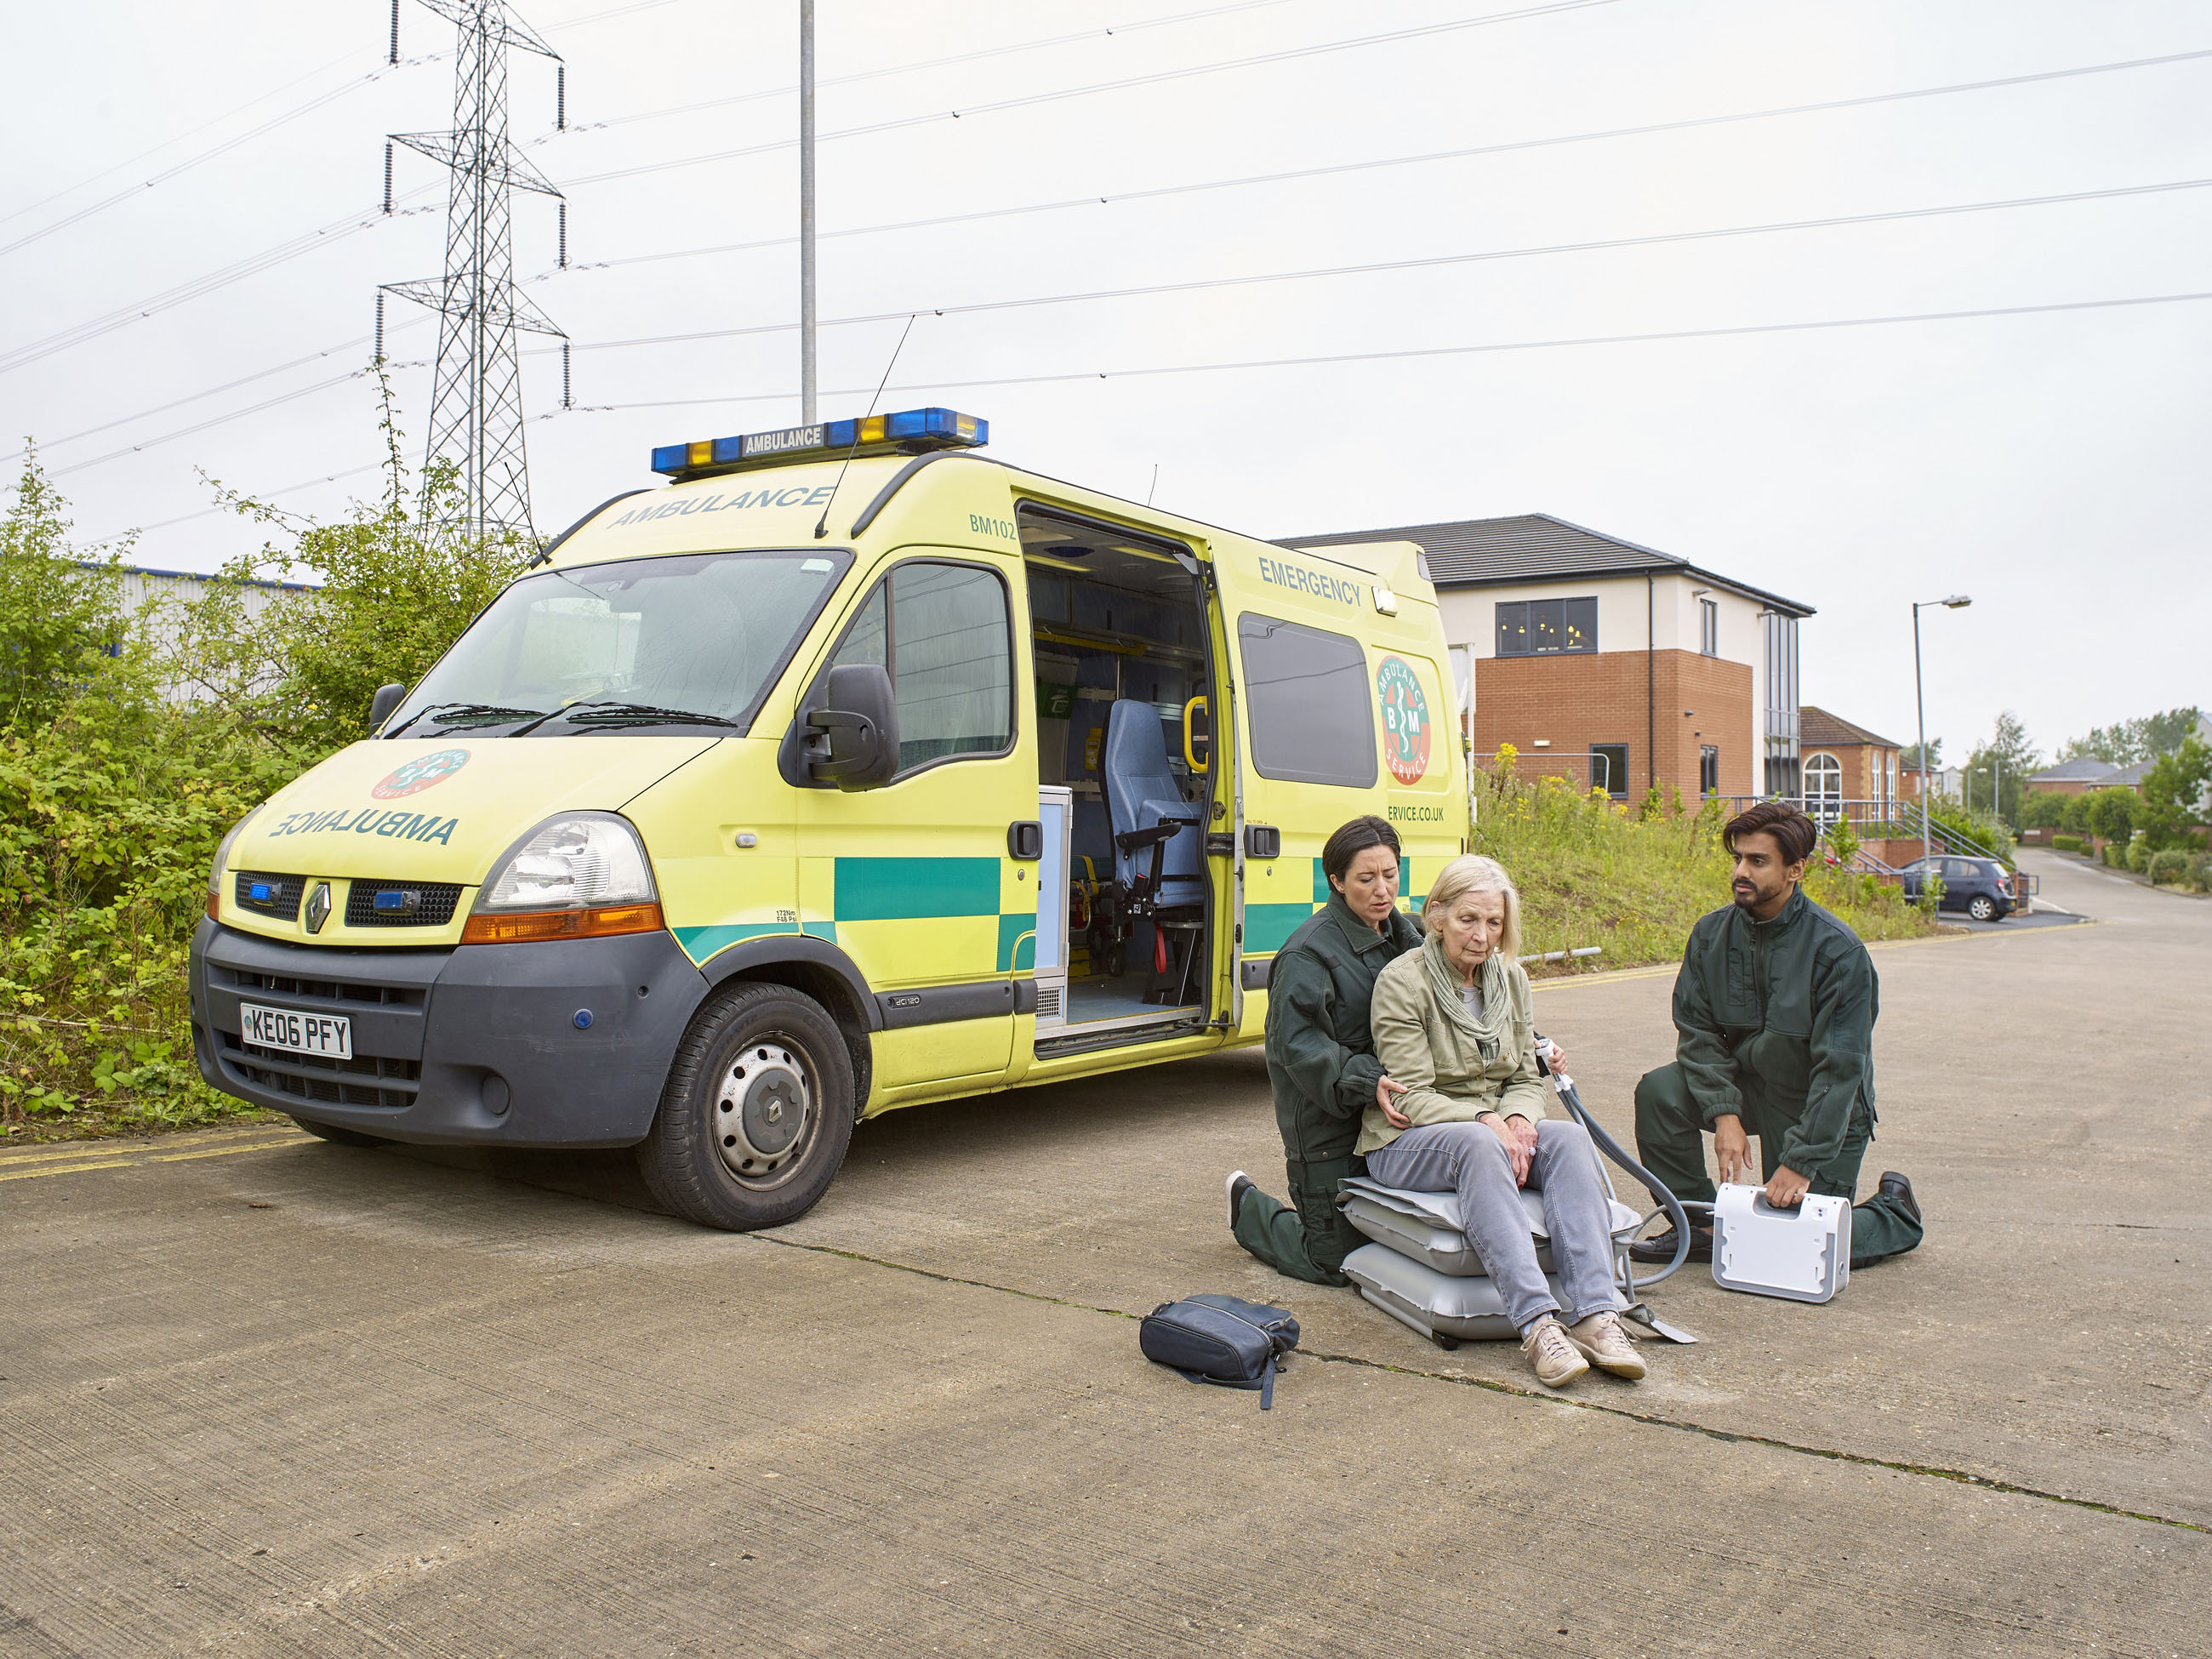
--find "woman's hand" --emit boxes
[1482,1113,1534,1185]
[1377,1075,1411,1129]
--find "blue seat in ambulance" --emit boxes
[1101,699,1204,910]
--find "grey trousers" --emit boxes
[1365,1119,1617,1335]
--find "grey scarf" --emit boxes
[1422,932,1512,1062]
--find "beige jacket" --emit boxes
[1356,948,1550,1156]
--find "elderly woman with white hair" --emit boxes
[1360,854,1646,1388]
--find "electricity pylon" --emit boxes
[380,0,563,540]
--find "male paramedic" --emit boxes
[1628,801,1924,1269]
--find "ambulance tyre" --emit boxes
[638,981,855,1231]
[292,1116,388,1149]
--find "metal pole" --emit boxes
[1913,601,1929,867]
[799,0,818,425]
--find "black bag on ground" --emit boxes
[1138,1294,1301,1409]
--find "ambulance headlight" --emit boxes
[478,813,657,911]
[205,810,260,920]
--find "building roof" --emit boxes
[2107,758,2154,787]
[2029,757,2124,784]
[1276,511,1815,617]
[1800,705,1901,750]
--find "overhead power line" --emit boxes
[0,55,445,261]
[0,45,376,232]
[538,288,2212,423]
[47,364,425,479]
[91,460,388,543]
[103,287,2212,544]
[565,0,1300,134]
[36,168,2212,470]
[567,44,2212,276]
[20,39,2206,383]
[0,194,439,377]
[0,316,432,466]
[557,0,1629,189]
[539,174,2212,356]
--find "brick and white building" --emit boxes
[1280,514,1813,803]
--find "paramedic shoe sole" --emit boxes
[1878,1171,1921,1225]
[1520,1316,1589,1388]
[1227,1171,1254,1229]
[1628,1225,1713,1264]
[1565,1312,1646,1379]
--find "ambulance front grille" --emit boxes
[219,968,425,1008]
[217,1030,420,1109]
[233,871,305,921]
[344,880,463,928]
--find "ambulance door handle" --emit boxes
[1007,820,1043,860]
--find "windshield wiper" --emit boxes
[562,701,746,728]
[383,702,549,738]
[507,699,745,735]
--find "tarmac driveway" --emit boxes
[3,847,2204,1656]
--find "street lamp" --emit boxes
[1913,595,1972,866]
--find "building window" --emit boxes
[1589,744,1629,799]
[1699,597,1719,658]
[1495,597,1597,657]
[1804,752,1842,822]
[1700,744,1719,797]
[1761,611,1800,799]
[1238,613,1378,788]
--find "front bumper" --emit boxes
[188,919,708,1148]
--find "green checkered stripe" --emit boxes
[676,857,1035,972]
[1243,858,1426,957]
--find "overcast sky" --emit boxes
[5,0,2207,761]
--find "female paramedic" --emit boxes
[1228,817,1423,1286]
[1360,855,1647,1389]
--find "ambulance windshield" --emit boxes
[382,548,852,738]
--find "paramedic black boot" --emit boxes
[1628,1223,1712,1264]
[1227,1171,1255,1229]
[1878,1171,1920,1224]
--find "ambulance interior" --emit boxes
[1017,504,1215,1050]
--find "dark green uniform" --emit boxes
[1234,896,1424,1285]
[1635,887,1923,1268]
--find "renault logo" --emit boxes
[304,881,332,935]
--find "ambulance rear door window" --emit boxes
[1237,613,1377,788]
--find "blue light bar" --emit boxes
[650,408,988,480]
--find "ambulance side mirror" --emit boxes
[804,664,898,790]
[368,682,408,733]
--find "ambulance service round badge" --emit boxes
[1375,658,1431,785]
[371,748,470,800]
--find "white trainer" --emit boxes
[1520,1314,1589,1388]
[1565,1311,1646,1379]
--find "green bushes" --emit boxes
[2148,849,2189,886]
[2126,838,2152,874]
[2187,853,2212,893]
[2052,834,2084,853]
[1470,760,1937,971]
[0,436,524,1137]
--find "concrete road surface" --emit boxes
[4,848,2205,1656]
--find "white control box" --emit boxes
[1712,1183,1851,1304]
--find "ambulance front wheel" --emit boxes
[637,981,856,1231]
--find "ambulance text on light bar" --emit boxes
[651,408,989,479]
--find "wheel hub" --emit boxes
[715,1044,812,1177]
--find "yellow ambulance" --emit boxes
[190,410,1469,1228]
